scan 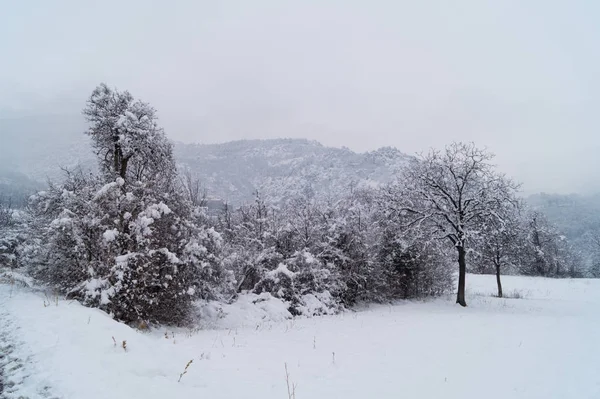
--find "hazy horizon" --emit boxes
[2,1,599,195]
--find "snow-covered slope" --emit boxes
[174,139,411,204]
[1,274,599,399]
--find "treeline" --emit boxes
[0,85,587,326]
[215,189,452,314]
[527,192,600,276]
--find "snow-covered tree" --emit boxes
[582,231,600,277]
[0,199,20,269]
[24,84,227,325]
[377,223,453,300]
[179,168,207,208]
[0,200,12,229]
[313,189,380,304]
[386,142,520,306]
[519,210,580,277]
[83,83,176,184]
[471,200,524,297]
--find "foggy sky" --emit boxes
[1,1,599,194]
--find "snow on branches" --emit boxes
[385,142,520,306]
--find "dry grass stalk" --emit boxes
[284,362,297,399]
[178,359,194,382]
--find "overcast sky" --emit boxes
[1,0,599,194]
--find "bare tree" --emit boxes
[387,142,519,306]
[180,168,207,207]
[474,201,524,297]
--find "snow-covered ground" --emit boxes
[1,274,599,399]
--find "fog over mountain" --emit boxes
[0,115,90,182]
[3,1,600,196]
[2,113,599,199]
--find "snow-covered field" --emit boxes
[1,274,599,399]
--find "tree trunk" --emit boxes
[113,134,122,175]
[495,263,503,298]
[119,156,130,179]
[456,246,467,307]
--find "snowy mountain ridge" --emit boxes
[0,116,412,204]
[174,138,412,204]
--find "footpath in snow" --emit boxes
[1,274,599,399]
[0,284,59,399]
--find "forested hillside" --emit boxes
[528,193,600,274]
[175,139,411,204]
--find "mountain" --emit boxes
[527,192,600,245]
[0,116,412,205]
[0,169,43,206]
[174,139,411,204]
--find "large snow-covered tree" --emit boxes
[387,142,520,306]
[24,84,228,325]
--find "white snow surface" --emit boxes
[1,274,599,398]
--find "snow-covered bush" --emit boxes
[313,196,376,305]
[253,251,343,315]
[76,182,229,323]
[218,186,454,314]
